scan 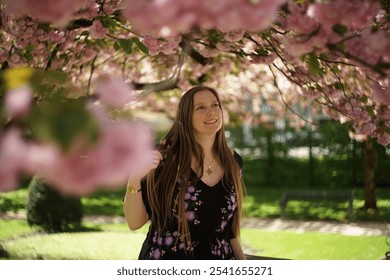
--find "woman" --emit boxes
[123,86,246,259]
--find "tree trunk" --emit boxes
[350,140,359,186]
[265,129,274,186]
[362,138,377,210]
[308,128,314,188]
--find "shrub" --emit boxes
[27,177,83,233]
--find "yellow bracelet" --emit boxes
[127,186,141,194]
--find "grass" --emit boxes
[3,231,145,260]
[81,190,125,216]
[0,220,385,260]
[0,157,389,260]
[0,220,37,240]
[241,229,386,260]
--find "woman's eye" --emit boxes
[212,103,219,108]
[196,106,204,110]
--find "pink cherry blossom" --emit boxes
[0,130,27,191]
[122,0,285,35]
[39,120,153,195]
[142,35,163,55]
[4,85,33,117]
[224,29,245,42]
[3,0,89,26]
[378,133,390,146]
[89,20,108,39]
[372,79,390,105]
[95,77,135,108]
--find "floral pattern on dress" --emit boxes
[217,185,237,232]
[184,184,202,225]
[148,183,204,259]
[148,229,199,259]
[141,153,243,259]
[210,238,234,259]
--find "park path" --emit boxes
[2,212,390,237]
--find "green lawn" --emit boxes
[1,156,389,260]
[241,228,386,260]
[0,220,37,240]
[0,220,385,260]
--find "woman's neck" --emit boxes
[195,134,216,157]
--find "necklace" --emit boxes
[205,158,214,175]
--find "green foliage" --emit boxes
[29,96,100,151]
[0,220,37,240]
[242,229,386,260]
[114,39,133,54]
[307,53,323,77]
[2,231,145,260]
[81,190,124,216]
[0,189,28,213]
[332,24,348,36]
[26,178,83,233]
[227,121,390,188]
[0,220,385,260]
[2,68,100,151]
[132,37,149,55]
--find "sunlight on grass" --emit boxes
[81,190,124,216]
[241,228,386,260]
[0,189,28,213]
[3,231,146,260]
[243,196,280,218]
[0,220,37,240]
[2,218,386,260]
[82,222,149,234]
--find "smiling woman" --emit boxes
[123,85,247,260]
[192,90,223,137]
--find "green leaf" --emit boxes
[101,17,118,29]
[307,53,322,77]
[332,24,348,36]
[80,31,90,37]
[118,39,133,54]
[366,106,375,118]
[256,48,270,56]
[332,42,345,52]
[29,97,100,151]
[132,37,149,55]
[333,82,344,90]
[113,41,121,51]
[208,29,224,43]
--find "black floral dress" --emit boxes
[138,151,243,260]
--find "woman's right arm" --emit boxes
[123,177,149,230]
[123,150,162,231]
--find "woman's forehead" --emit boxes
[193,90,218,105]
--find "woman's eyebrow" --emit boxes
[194,100,218,106]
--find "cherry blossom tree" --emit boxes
[0,0,388,208]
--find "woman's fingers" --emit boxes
[151,150,162,167]
[129,150,163,180]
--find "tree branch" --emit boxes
[179,37,209,65]
[134,52,185,95]
[268,65,316,125]
[328,43,387,77]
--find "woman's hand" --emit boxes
[129,150,163,181]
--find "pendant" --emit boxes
[206,165,213,175]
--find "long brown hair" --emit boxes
[146,85,245,250]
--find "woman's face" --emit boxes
[191,90,222,138]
